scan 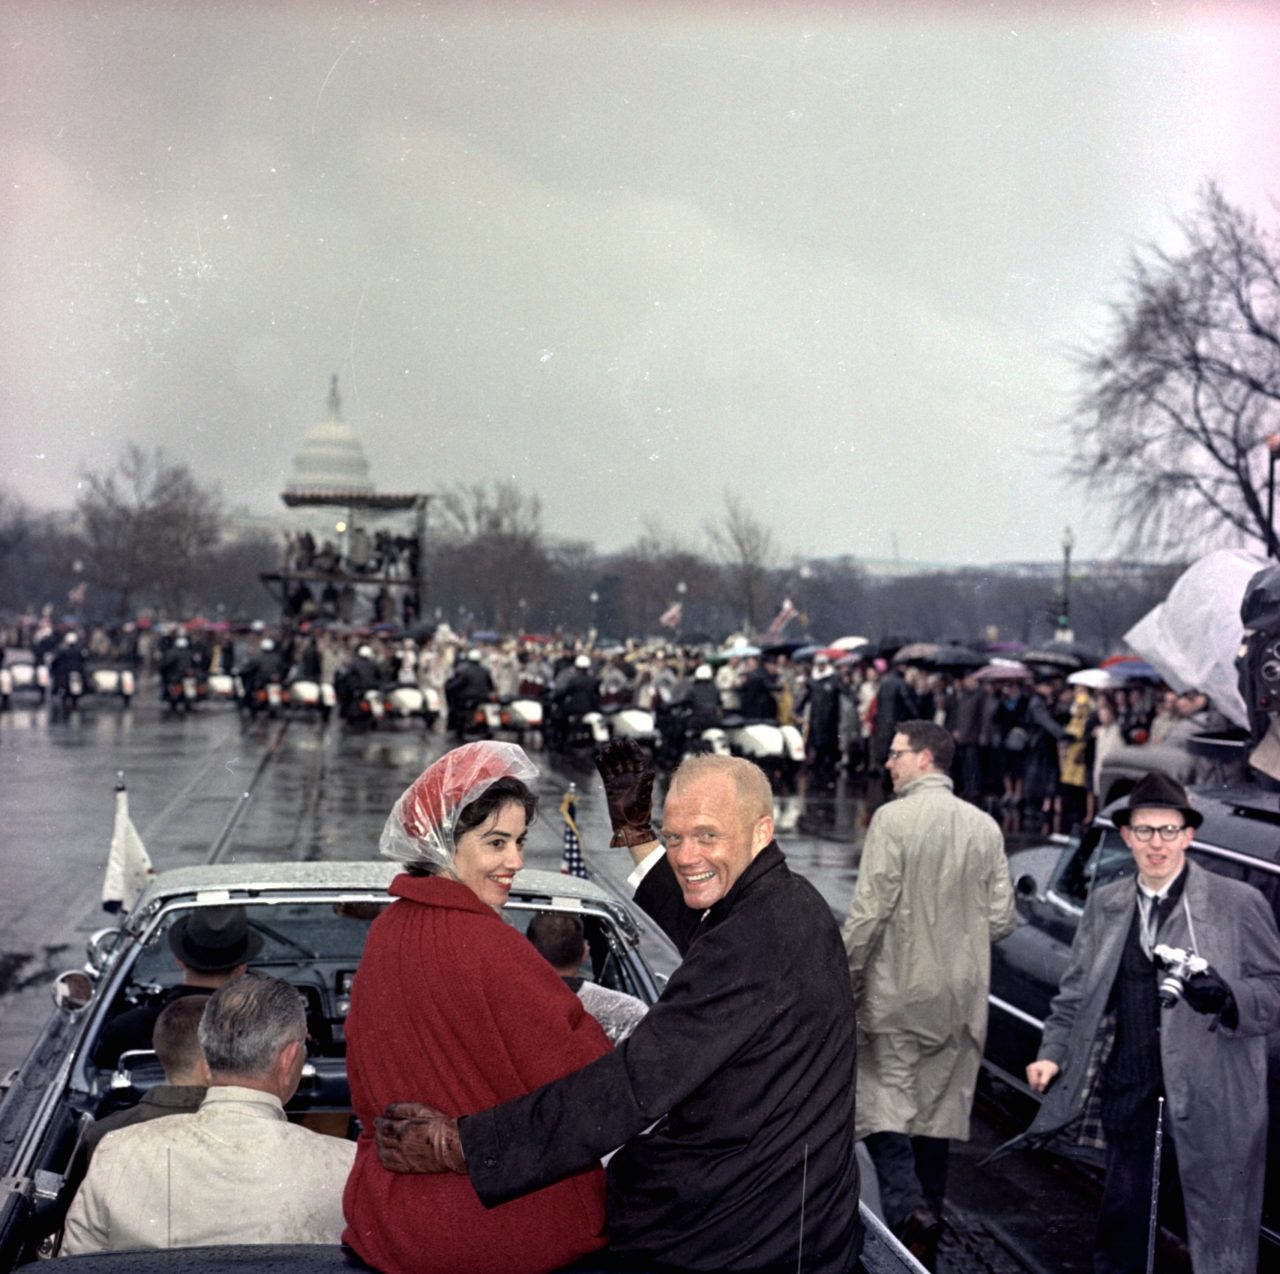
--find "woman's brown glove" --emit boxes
[374,1102,467,1174]
[594,739,658,848]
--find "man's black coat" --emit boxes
[461,843,861,1272]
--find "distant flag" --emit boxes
[559,784,588,880]
[767,597,799,637]
[68,581,87,607]
[102,773,155,914]
[658,600,683,631]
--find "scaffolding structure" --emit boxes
[259,490,430,628]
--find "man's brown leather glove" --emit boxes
[374,1102,467,1174]
[594,738,658,848]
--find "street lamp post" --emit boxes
[1060,526,1075,643]
[588,590,600,639]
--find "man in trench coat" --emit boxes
[375,745,861,1273]
[1025,771,1280,1274]
[843,718,1015,1264]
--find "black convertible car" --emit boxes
[0,860,918,1273]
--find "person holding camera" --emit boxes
[1024,772,1280,1274]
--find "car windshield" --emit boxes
[130,899,388,986]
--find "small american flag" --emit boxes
[767,597,798,637]
[658,600,683,630]
[559,785,588,879]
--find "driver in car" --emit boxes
[95,905,262,1068]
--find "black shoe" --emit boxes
[896,1207,942,1271]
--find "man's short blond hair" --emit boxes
[669,754,774,822]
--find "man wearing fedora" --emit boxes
[1024,772,1280,1274]
[96,905,263,1067]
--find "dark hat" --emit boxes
[167,905,264,973]
[1112,772,1203,829]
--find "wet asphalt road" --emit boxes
[0,686,1100,1273]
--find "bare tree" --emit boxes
[1069,183,1280,555]
[705,490,778,631]
[0,488,81,615]
[76,446,223,617]
[431,480,549,632]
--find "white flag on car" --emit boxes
[102,776,154,914]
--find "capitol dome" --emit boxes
[285,375,375,496]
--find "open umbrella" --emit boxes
[1067,667,1115,690]
[1108,659,1162,683]
[830,635,870,652]
[792,645,822,662]
[974,661,1033,683]
[1022,640,1100,671]
[892,641,940,665]
[929,646,989,671]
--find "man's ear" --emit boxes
[753,815,774,853]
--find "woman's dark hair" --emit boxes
[405,776,537,877]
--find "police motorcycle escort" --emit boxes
[716,651,805,781]
[443,647,493,738]
[547,654,608,752]
[86,663,135,708]
[238,637,285,719]
[281,634,337,723]
[598,661,659,754]
[158,636,199,714]
[382,641,438,727]
[49,633,88,713]
[334,644,385,726]
[656,663,731,768]
[0,647,51,707]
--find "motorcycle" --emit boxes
[384,682,438,727]
[474,693,544,744]
[603,704,659,752]
[88,666,136,707]
[286,677,337,722]
[352,687,386,726]
[566,710,610,750]
[4,654,49,705]
[721,714,805,781]
[57,668,85,712]
[244,677,284,719]
[162,676,196,714]
[206,672,241,702]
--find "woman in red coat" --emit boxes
[343,742,611,1273]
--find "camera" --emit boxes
[1153,944,1209,1008]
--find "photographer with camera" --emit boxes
[1023,773,1280,1273]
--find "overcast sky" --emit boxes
[3,1,1278,567]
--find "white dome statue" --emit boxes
[285,375,375,496]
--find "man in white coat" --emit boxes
[63,972,354,1254]
[843,719,1015,1267]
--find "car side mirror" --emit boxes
[53,970,95,1012]
[1015,874,1038,899]
[86,926,125,974]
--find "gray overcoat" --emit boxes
[1027,860,1280,1274]
[843,771,1015,1140]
